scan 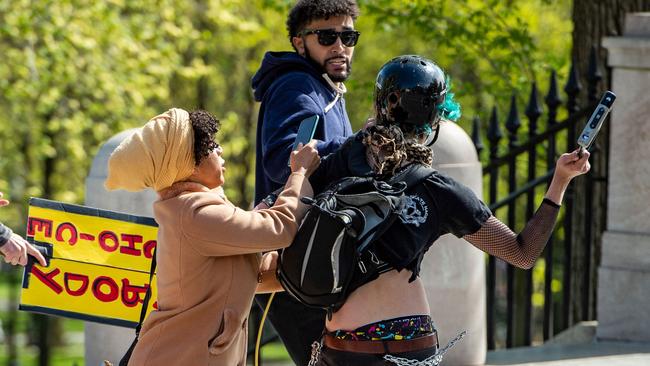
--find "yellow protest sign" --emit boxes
[20,198,158,328]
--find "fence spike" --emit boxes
[525,82,543,135]
[505,94,521,147]
[487,106,502,159]
[471,115,484,156]
[564,60,582,115]
[564,61,582,95]
[545,70,562,110]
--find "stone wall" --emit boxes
[597,12,650,342]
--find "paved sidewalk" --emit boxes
[485,340,650,366]
[261,323,650,365]
[262,340,650,365]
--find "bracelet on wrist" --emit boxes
[262,193,278,207]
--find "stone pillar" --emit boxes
[420,121,486,365]
[597,13,650,342]
[84,130,157,366]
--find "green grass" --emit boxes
[62,319,84,333]
[51,342,85,366]
[0,316,85,366]
[259,341,291,361]
[1,331,290,366]
[0,342,84,366]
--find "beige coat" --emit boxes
[128,173,311,366]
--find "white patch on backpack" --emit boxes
[399,195,428,227]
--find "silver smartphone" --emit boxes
[288,115,319,166]
[577,91,616,154]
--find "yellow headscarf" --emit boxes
[105,108,195,192]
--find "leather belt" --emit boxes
[323,332,438,354]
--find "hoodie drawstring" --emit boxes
[322,73,346,113]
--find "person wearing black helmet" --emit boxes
[304,55,591,365]
[373,55,449,147]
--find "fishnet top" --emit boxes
[463,199,560,269]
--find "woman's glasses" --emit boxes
[299,28,361,47]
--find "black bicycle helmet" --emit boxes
[374,55,447,128]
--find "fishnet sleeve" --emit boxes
[463,199,560,269]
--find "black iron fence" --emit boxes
[476,46,605,349]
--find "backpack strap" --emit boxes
[119,247,157,366]
[346,164,436,292]
[388,164,437,190]
[330,165,437,315]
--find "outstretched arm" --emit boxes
[464,149,590,269]
[464,201,559,269]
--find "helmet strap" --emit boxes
[425,124,441,147]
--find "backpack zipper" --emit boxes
[369,250,380,264]
[358,260,367,274]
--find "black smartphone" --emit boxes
[288,115,319,166]
[577,91,616,155]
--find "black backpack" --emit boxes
[277,164,435,317]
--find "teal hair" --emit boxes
[413,123,433,135]
[437,77,461,122]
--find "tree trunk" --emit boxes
[569,0,650,326]
[238,47,261,210]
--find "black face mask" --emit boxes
[303,44,352,83]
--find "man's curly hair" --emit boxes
[189,110,220,165]
[286,0,359,47]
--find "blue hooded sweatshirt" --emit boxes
[252,51,353,204]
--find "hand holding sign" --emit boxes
[1,233,48,267]
[0,191,47,267]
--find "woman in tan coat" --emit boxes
[105,108,320,366]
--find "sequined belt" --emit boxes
[323,332,439,354]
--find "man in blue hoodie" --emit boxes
[251,0,360,364]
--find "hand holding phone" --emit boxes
[288,115,319,166]
[577,91,616,157]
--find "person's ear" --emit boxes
[292,36,305,56]
[189,165,200,178]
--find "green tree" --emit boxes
[0,0,194,216]
[0,1,197,364]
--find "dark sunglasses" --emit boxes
[299,28,361,47]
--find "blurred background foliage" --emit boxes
[0,0,571,215]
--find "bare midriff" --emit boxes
[326,269,430,331]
